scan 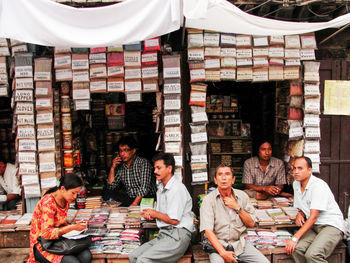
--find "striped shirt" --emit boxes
[107,155,156,198]
[242,157,286,186]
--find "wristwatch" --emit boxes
[235,207,242,213]
[291,236,299,243]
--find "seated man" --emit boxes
[104,136,156,206]
[243,140,289,200]
[285,156,344,262]
[200,164,269,263]
[129,152,193,263]
[0,161,21,210]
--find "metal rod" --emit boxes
[319,23,350,45]
[181,17,186,48]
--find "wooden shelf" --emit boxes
[211,152,251,155]
[209,119,240,122]
[209,136,251,140]
[275,116,288,120]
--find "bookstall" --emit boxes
[0,1,349,262]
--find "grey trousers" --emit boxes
[209,242,270,263]
[292,225,343,263]
[129,228,191,263]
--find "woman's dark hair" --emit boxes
[152,152,175,174]
[45,173,84,195]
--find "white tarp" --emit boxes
[0,0,181,47]
[1,0,350,47]
[184,0,350,36]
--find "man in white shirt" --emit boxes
[129,152,193,263]
[285,156,344,262]
[0,161,21,210]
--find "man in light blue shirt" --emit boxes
[129,152,193,263]
[285,156,344,262]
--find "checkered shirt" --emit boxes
[242,156,286,186]
[107,155,156,198]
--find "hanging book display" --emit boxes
[162,54,184,180]
[273,33,319,174]
[14,52,42,210]
[189,83,209,183]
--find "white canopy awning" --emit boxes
[184,0,350,36]
[0,0,350,47]
[0,0,181,47]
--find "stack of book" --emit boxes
[121,229,142,254]
[73,208,92,223]
[0,214,22,231]
[282,207,299,220]
[257,200,273,209]
[266,208,292,225]
[274,230,292,246]
[255,210,274,226]
[272,197,291,207]
[14,213,33,230]
[106,208,127,230]
[256,230,277,248]
[85,196,103,209]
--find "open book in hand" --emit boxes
[62,229,88,240]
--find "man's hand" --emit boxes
[141,209,156,221]
[285,239,297,254]
[295,211,305,226]
[264,185,281,196]
[223,196,239,211]
[111,155,122,169]
[219,250,238,263]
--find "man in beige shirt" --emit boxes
[200,164,269,263]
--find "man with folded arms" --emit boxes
[200,164,269,263]
[129,152,194,263]
[285,156,344,262]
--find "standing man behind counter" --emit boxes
[104,136,156,207]
[243,141,290,200]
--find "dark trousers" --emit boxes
[102,182,134,207]
[34,244,92,263]
[2,197,20,211]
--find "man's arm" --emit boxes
[285,209,319,254]
[245,184,282,197]
[205,230,238,263]
[107,155,122,184]
[141,209,179,225]
[6,194,19,201]
[223,196,255,228]
[130,196,142,206]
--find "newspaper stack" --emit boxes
[15,213,33,230]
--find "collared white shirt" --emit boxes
[0,163,21,197]
[156,176,194,232]
[293,175,344,232]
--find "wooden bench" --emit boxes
[92,248,192,263]
[193,241,347,263]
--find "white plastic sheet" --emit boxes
[184,0,350,36]
[0,0,181,47]
[1,0,350,47]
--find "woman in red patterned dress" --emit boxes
[28,173,91,263]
